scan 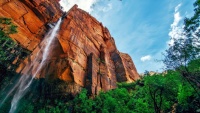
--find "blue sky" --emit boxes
[60,0,195,73]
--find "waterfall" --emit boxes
[0,18,62,113]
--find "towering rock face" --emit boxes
[58,5,140,91]
[12,4,139,95]
[0,0,62,51]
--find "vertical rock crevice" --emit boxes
[110,52,128,82]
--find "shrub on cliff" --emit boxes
[0,17,30,83]
[0,18,18,83]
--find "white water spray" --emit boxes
[3,18,62,113]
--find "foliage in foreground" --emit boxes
[1,56,199,112]
[164,0,200,89]
[3,65,198,113]
[72,72,199,113]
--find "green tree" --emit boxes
[184,0,200,33]
[73,89,94,113]
[0,17,18,83]
[164,0,200,89]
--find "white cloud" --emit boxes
[59,0,98,13]
[59,0,113,14]
[141,55,151,62]
[95,3,113,12]
[175,3,181,12]
[168,3,185,46]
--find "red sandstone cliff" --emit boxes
[1,1,139,95]
[0,0,62,51]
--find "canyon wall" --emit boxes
[1,1,139,95]
[0,0,62,51]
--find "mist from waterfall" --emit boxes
[0,18,62,113]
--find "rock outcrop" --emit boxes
[0,0,62,51]
[17,5,140,95]
[4,2,139,95]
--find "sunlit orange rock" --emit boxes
[15,4,139,95]
[0,0,62,51]
[0,0,140,96]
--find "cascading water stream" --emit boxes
[0,18,62,113]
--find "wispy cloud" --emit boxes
[96,3,112,12]
[59,0,113,13]
[175,3,182,12]
[141,55,151,62]
[59,0,98,13]
[168,3,185,46]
